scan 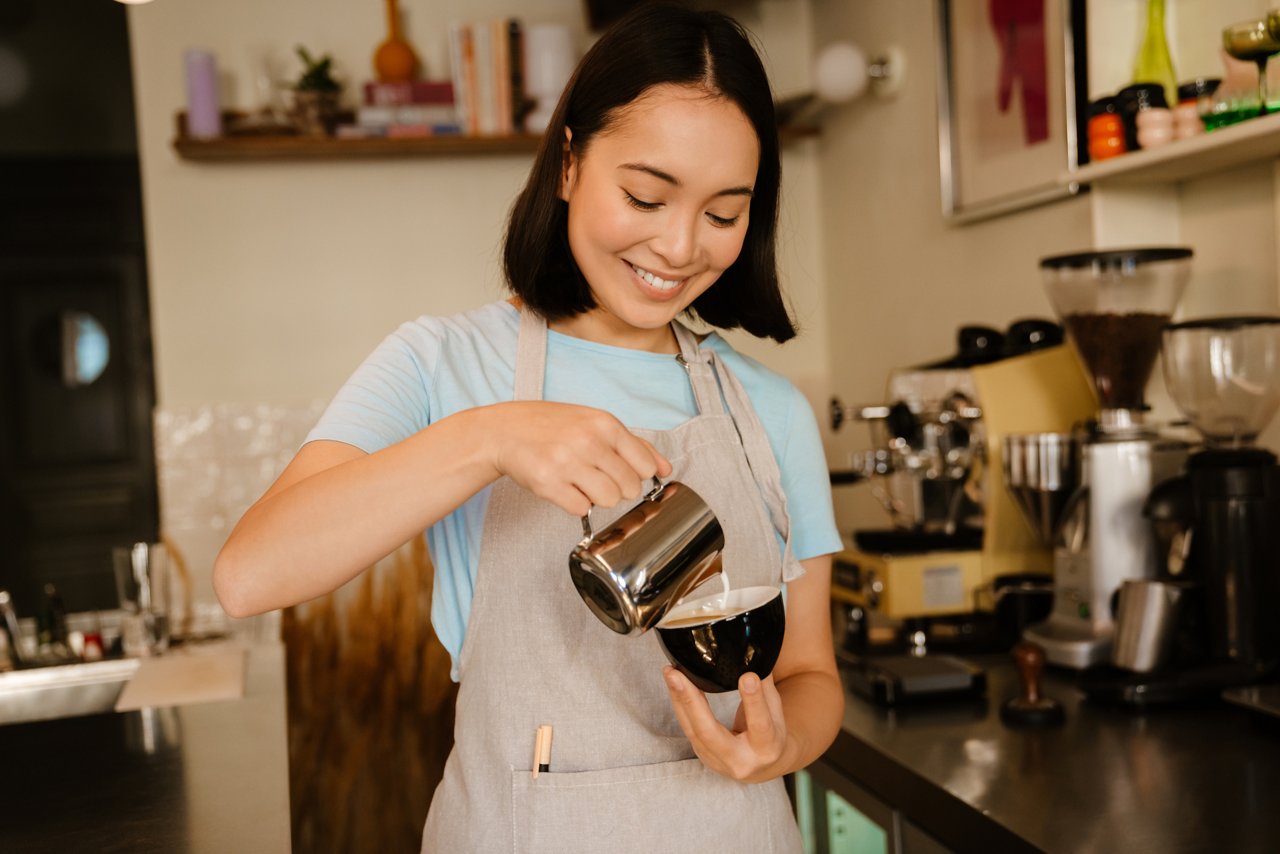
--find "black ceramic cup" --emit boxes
[655,586,785,693]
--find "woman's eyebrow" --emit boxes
[618,162,754,198]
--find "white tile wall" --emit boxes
[153,400,327,639]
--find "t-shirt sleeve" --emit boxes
[305,323,435,453]
[777,385,845,561]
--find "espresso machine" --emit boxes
[1088,316,1280,704]
[1020,248,1193,669]
[830,321,1096,653]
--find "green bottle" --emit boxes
[1133,0,1178,106]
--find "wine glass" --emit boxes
[1223,18,1280,116]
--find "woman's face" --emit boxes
[556,84,760,350]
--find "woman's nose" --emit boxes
[650,212,698,268]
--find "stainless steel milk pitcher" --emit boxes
[569,479,725,635]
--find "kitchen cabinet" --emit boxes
[796,760,895,854]
[798,759,953,854]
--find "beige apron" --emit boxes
[421,309,805,853]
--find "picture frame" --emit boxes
[935,0,1089,223]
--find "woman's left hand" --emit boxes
[662,666,791,783]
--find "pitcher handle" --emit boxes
[579,477,665,539]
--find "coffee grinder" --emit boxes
[1024,248,1193,669]
[1118,317,1280,699]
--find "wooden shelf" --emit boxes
[1063,111,1280,187]
[173,132,545,161]
[171,125,819,162]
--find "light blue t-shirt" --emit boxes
[307,301,842,680]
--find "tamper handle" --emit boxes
[1012,640,1045,704]
[1001,640,1064,727]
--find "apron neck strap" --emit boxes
[671,320,725,417]
[514,307,548,401]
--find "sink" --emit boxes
[0,659,141,726]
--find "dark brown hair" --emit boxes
[502,2,795,343]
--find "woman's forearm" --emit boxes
[761,668,845,781]
[213,406,501,617]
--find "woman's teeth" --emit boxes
[630,262,683,291]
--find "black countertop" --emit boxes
[825,655,1280,854]
[0,643,290,853]
[6,640,1278,853]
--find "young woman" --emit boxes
[215,4,844,850]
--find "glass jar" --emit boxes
[1087,97,1126,161]
[1118,82,1173,150]
[1174,78,1220,139]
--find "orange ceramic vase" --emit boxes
[374,0,419,83]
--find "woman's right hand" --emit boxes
[484,401,671,517]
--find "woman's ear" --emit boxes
[558,127,576,202]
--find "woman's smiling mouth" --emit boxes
[628,261,686,292]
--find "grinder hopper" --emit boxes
[1040,248,1193,432]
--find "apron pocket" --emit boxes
[511,758,796,854]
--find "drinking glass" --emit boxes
[1223,18,1280,116]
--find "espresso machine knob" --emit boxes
[865,569,883,609]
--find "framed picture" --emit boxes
[935,0,1088,223]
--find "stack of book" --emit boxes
[337,80,462,139]
[448,17,529,136]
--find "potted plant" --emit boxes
[292,45,342,136]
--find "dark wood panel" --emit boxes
[284,537,458,854]
[0,2,155,617]
[16,480,142,536]
[0,245,157,616]
[0,157,144,253]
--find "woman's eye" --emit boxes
[624,190,740,227]
[624,191,661,211]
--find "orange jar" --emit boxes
[1087,97,1126,161]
